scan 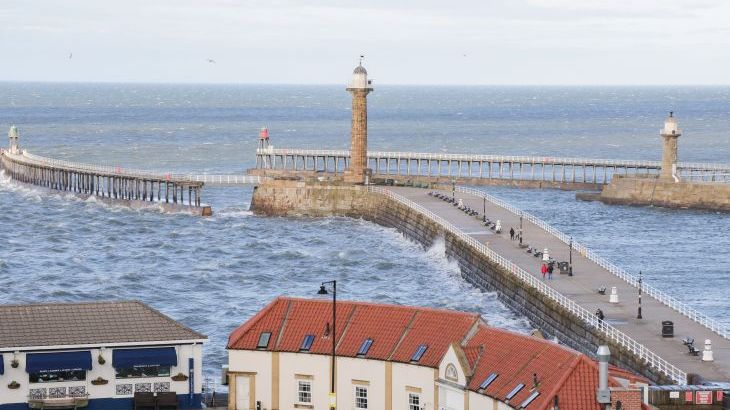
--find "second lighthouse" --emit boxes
[344,59,374,184]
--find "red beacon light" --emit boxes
[259,127,269,140]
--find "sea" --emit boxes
[1,83,729,384]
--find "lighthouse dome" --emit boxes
[661,112,682,136]
[349,63,370,89]
[353,65,367,75]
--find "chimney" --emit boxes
[597,345,611,407]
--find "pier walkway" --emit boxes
[256,147,730,186]
[386,185,730,383]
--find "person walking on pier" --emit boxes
[547,263,554,280]
[595,308,605,322]
[541,263,548,280]
[509,227,515,241]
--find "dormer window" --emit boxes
[257,332,272,349]
[357,339,373,356]
[411,345,427,362]
[300,335,315,352]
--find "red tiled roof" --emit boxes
[228,297,478,367]
[228,297,646,410]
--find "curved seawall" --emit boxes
[250,179,679,384]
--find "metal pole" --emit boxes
[569,236,573,276]
[637,271,643,319]
[451,179,455,202]
[331,281,336,410]
[519,213,523,246]
[482,197,486,222]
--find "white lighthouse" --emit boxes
[660,112,682,181]
[8,125,20,154]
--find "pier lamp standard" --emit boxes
[482,197,486,222]
[451,179,456,202]
[568,237,573,277]
[519,212,524,246]
[317,280,337,410]
[637,271,643,319]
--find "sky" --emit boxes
[1,0,729,85]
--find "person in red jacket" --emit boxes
[541,263,547,279]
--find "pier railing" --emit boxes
[369,186,687,385]
[10,151,260,185]
[455,186,730,340]
[258,147,730,173]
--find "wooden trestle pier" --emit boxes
[1,150,211,215]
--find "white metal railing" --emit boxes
[455,185,730,340]
[369,186,687,384]
[258,148,730,173]
[178,175,262,185]
[3,151,260,185]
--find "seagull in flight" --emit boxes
[206,58,216,64]
[69,52,73,60]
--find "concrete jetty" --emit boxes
[393,185,730,383]
[250,179,730,384]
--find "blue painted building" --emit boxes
[0,301,206,410]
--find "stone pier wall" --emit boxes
[600,175,730,212]
[251,180,674,384]
[247,169,603,191]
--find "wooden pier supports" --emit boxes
[0,152,208,214]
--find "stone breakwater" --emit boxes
[250,179,675,384]
[597,175,730,212]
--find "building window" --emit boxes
[257,332,272,349]
[30,370,87,384]
[409,393,421,410]
[298,380,312,403]
[355,386,368,409]
[115,365,171,379]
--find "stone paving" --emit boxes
[392,186,730,383]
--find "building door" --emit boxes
[235,375,251,410]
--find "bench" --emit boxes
[28,397,89,410]
[688,345,700,356]
[156,392,179,410]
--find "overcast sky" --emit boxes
[2,0,729,85]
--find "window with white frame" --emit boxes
[408,393,421,410]
[297,380,312,403]
[355,386,368,409]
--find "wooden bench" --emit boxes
[28,397,89,410]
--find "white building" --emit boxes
[227,297,647,410]
[0,301,206,410]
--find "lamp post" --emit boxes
[482,197,486,222]
[637,271,643,319]
[451,179,456,202]
[568,236,573,277]
[519,212,524,246]
[317,280,337,410]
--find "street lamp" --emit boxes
[317,280,337,410]
[519,212,524,246]
[568,236,573,277]
[451,179,456,202]
[482,197,486,222]
[637,271,643,319]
